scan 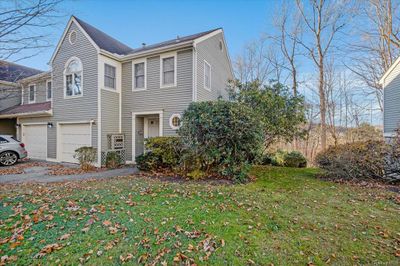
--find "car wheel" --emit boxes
[0,151,18,166]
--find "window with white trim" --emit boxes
[133,62,146,89]
[65,57,82,97]
[46,81,52,100]
[104,63,116,89]
[161,56,176,87]
[29,85,35,103]
[169,114,181,130]
[204,61,211,90]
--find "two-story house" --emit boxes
[0,61,43,136]
[0,16,233,166]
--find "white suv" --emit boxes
[0,135,28,166]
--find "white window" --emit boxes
[204,60,211,90]
[160,53,177,87]
[133,60,146,90]
[104,63,116,89]
[64,57,82,98]
[28,85,35,103]
[46,80,52,101]
[169,114,182,130]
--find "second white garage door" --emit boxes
[22,124,47,160]
[59,123,91,163]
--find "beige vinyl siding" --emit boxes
[22,79,49,104]
[121,49,193,160]
[101,89,120,151]
[384,73,400,134]
[196,32,232,101]
[21,21,99,159]
[0,84,20,111]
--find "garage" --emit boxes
[59,123,91,163]
[22,124,47,160]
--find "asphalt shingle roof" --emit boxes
[73,16,220,56]
[128,28,221,54]
[0,61,43,83]
[74,16,134,55]
[0,102,51,116]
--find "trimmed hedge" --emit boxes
[135,136,182,171]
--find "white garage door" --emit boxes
[60,123,91,163]
[22,124,47,160]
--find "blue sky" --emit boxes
[20,0,273,70]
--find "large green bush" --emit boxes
[259,150,307,168]
[315,141,387,181]
[135,136,182,171]
[178,101,264,182]
[283,151,307,168]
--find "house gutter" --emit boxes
[99,41,194,62]
[0,110,52,119]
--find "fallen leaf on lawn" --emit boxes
[109,227,118,234]
[103,220,112,227]
[81,227,90,233]
[34,243,63,258]
[58,233,71,241]
[1,255,17,264]
[120,253,134,262]
[138,253,149,263]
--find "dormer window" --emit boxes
[64,57,82,98]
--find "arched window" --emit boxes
[64,57,82,97]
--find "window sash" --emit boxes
[162,57,175,86]
[29,86,35,102]
[66,72,82,96]
[47,81,52,99]
[104,64,116,89]
[134,62,145,89]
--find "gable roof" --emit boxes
[0,61,43,83]
[128,28,221,55]
[73,16,134,55]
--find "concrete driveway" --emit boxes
[0,160,138,184]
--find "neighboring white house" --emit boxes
[0,16,234,166]
[379,56,400,140]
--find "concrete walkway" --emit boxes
[0,165,138,184]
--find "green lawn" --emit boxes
[0,166,399,265]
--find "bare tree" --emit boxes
[294,0,352,150]
[271,2,303,95]
[234,37,276,84]
[347,0,400,111]
[0,0,63,62]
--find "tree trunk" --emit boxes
[319,60,327,150]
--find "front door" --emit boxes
[145,117,160,139]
